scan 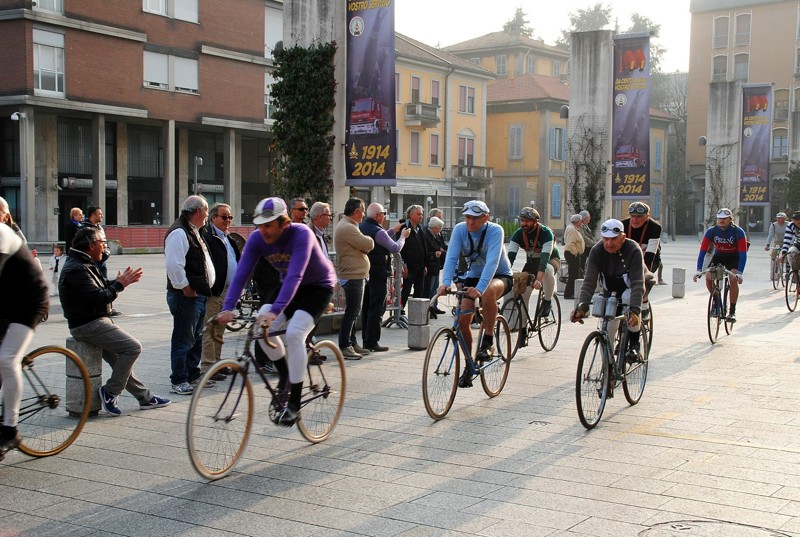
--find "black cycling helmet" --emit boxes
[792,211,800,220]
[628,201,650,215]
[519,207,540,220]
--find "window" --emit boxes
[552,60,562,78]
[712,55,727,81]
[733,53,749,81]
[143,0,198,23]
[410,131,420,164]
[713,16,729,48]
[33,29,65,97]
[508,186,521,217]
[458,136,474,166]
[654,140,662,171]
[264,4,283,60]
[549,127,566,161]
[411,76,421,103]
[551,183,562,218]
[430,134,439,166]
[772,129,788,160]
[734,13,751,46]
[774,89,789,121]
[431,80,440,107]
[496,55,507,76]
[509,125,523,160]
[469,57,480,66]
[264,72,277,120]
[34,0,63,13]
[143,51,199,94]
[458,85,475,114]
[395,72,400,103]
[653,190,662,219]
[526,54,536,74]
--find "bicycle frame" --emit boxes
[433,293,492,379]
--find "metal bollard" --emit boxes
[672,268,686,298]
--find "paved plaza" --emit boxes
[1,235,799,536]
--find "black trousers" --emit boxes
[564,251,581,299]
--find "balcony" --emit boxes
[451,165,493,189]
[404,102,440,128]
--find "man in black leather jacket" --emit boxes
[59,227,170,416]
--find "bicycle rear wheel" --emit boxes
[422,328,460,420]
[707,289,722,343]
[480,316,511,397]
[643,304,654,351]
[576,332,608,430]
[623,322,649,405]
[786,270,799,312]
[771,258,781,290]
[297,341,346,443]
[15,346,90,457]
[537,293,561,351]
[186,360,253,480]
[723,280,733,335]
[499,298,523,358]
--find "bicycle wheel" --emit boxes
[623,322,649,405]
[643,304,654,351]
[186,359,253,480]
[723,279,733,335]
[771,258,780,290]
[297,340,346,443]
[707,288,722,343]
[786,270,798,312]
[575,331,608,430]
[480,315,511,397]
[499,298,523,358]
[537,294,561,351]
[422,328,460,420]
[15,346,90,457]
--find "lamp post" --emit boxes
[193,156,203,195]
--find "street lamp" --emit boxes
[193,156,203,195]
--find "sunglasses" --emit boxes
[293,207,309,212]
[601,226,623,234]
[216,215,234,221]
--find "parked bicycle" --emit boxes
[226,279,260,332]
[696,264,736,343]
[499,272,561,357]
[1,345,90,459]
[422,291,511,420]
[575,295,650,430]
[186,318,346,480]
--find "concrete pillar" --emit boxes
[92,114,106,208]
[223,128,240,223]
[163,120,177,224]
[65,337,102,417]
[672,267,686,299]
[116,123,129,226]
[18,106,36,239]
[407,297,430,349]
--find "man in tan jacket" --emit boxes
[333,198,374,359]
[563,214,585,299]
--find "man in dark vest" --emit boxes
[360,203,409,352]
[164,195,216,395]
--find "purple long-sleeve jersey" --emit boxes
[223,223,336,316]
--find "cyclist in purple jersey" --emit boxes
[693,208,747,322]
[217,198,335,426]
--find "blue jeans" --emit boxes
[339,279,364,348]
[166,290,206,385]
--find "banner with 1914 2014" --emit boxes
[740,84,772,205]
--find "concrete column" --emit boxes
[407,297,431,349]
[223,128,240,222]
[18,106,36,239]
[163,120,176,223]
[672,267,686,299]
[92,114,106,208]
[65,337,102,416]
[116,123,129,226]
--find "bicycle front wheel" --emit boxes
[576,332,608,430]
[16,346,90,457]
[297,341,346,443]
[480,315,511,397]
[623,322,649,405]
[786,270,799,312]
[707,290,722,343]
[537,294,561,351]
[186,360,253,480]
[422,328,460,420]
[771,258,781,290]
[499,298,523,358]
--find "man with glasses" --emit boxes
[60,227,170,416]
[360,202,409,352]
[200,203,241,380]
[506,207,560,319]
[779,211,800,273]
[570,219,655,361]
[693,208,747,323]
[621,202,662,273]
[165,195,216,395]
[766,212,787,260]
[397,205,428,310]
[289,198,309,224]
[438,200,513,388]
[308,202,332,257]
[217,197,336,426]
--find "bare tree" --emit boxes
[567,116,609,232]
[705,143,737,225]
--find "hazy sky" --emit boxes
[395,0,691,73]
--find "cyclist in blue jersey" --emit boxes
[693,208,747,322]
[438,200,513,388]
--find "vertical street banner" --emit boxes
[345,0,396,186]
[740,84,772,204]
[612,34,651,199]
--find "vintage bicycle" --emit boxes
[696,264,737,343]
[499,271,561,357]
